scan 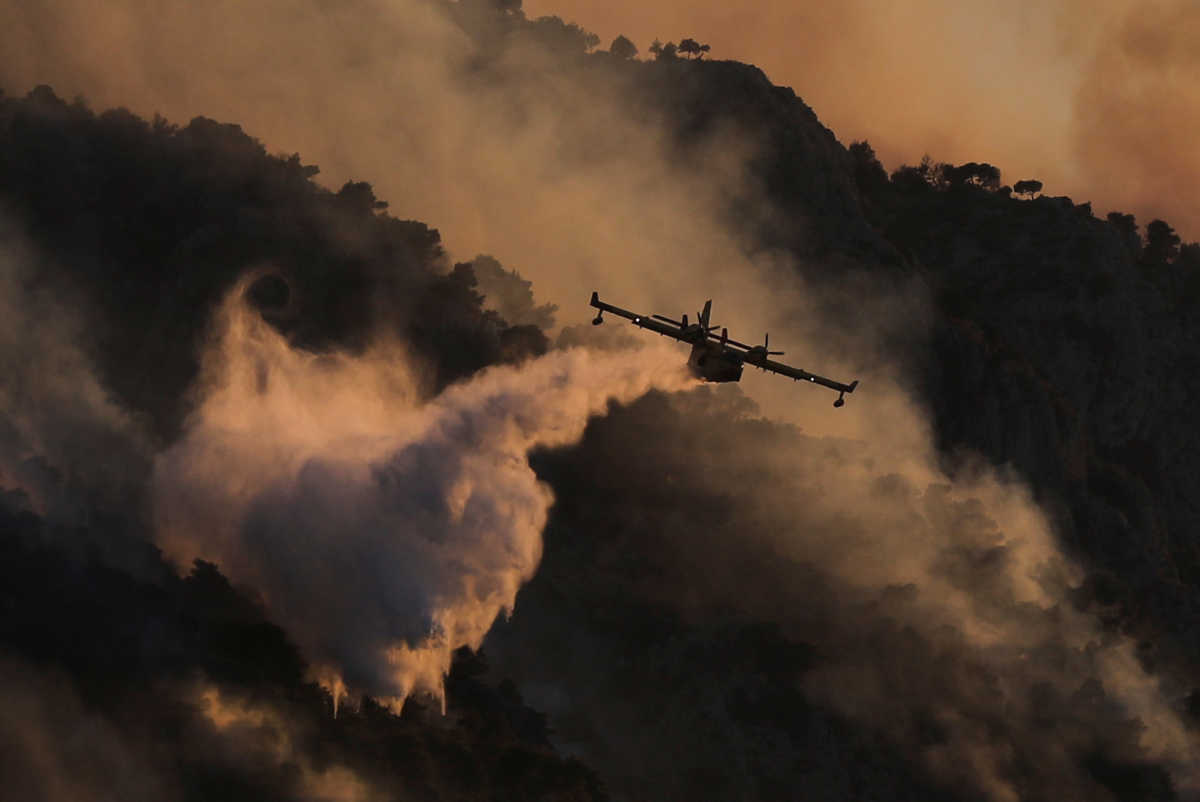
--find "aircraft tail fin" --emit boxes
[700,300,712,330]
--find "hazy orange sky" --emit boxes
[526,0,1200,241]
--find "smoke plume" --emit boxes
[1071,1,1200,233]
[0,657,174,802]
[489,382,1200,800]
[153,280,695,707]
[193,683,382,802]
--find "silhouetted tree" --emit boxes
[469,254,557,330]
[890,154,949,192]
[1107,212,1137,238]
[848,141,888,196]
[650,40,678,60]
[609,34,638,60]
[920,155,950,189]
[946,162,1001,191]
[678,38,711,59]
[335,181,388,215]
[1106,212,1140,259]
[1144,219,1181,265]
[527,16,600,52]
[458,0,522,19]
[1179,242,1200,269]
[1013,179,1043,199]
[1180,244,1200,305]
[890,165,931,192]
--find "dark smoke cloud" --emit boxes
[0,657,175,802]
[0,220,149,526]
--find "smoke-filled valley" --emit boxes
[2,2,1200,800]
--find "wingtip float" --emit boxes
[589,291,859,407]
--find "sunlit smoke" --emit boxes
[738,376,1200,795]
[196,683,380,802]
[492,376,1200,800]
[775,406,1200,796]
[153,280,695,707]
[786,388,1200,797]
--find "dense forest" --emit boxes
[1,1,1198,800]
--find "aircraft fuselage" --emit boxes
[687,339,744,382]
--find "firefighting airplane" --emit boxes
[590,292,859,407]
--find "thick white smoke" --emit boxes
[152,281,695,708]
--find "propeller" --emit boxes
[753,333,782,355]
[742,333,785,367]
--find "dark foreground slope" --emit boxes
[1,7,1199,802]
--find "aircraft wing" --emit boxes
[752,356,859,396]
[589,292,695,343]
